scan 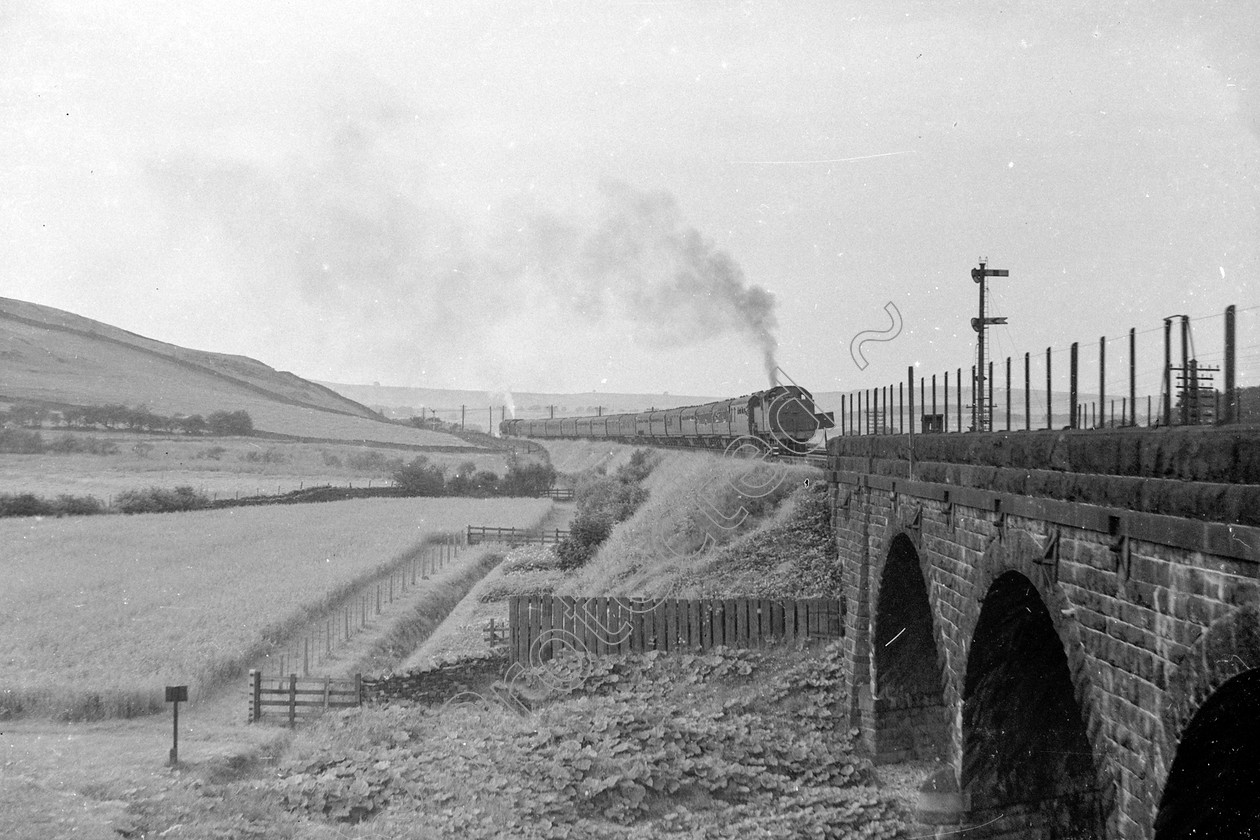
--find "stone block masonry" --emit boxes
[827,426,1260,839]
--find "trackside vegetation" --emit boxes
[554,448,655,569]
[391,454,557,499]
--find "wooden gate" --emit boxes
[247,671,362,726]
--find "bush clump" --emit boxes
[240,446,289,464]
[0,428,45,453]
[0,493,56,517]
[390,454,557,499]
[0,492,107,518]
[500,457,557,497]
[555,449,654,570]
[392,456,447,496]
[53,494,106,516]
[114,486,210,514]
[206,410,254,436]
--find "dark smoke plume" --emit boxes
[522,180,780,384]
[144,88,780,388]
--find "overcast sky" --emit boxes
[2,1,1257,396]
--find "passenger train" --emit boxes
[498,385,834,455]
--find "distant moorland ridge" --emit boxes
[0,297,470,447]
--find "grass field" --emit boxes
[0,496,550,720]
[0,433,510,499]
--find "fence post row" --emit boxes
[841,303,1241,435]
[507,596,843,663]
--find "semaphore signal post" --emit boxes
[970,259,1010,432]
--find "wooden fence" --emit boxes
[466,525,571,546]
[248,670,362,726]
[507,595,843,664]
[541,487,575,500]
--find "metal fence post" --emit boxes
[1070,342,1079,429]
[1099,336,1106,429]
[1129,327,1137,426]
[1046,347,1052,429]
[1225,305,1236,423]
[1024,352,1031,431]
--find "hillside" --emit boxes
[0,297,470,447]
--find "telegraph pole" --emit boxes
[970,260,1009,432]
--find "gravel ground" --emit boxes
[874,758,940,813]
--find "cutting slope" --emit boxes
[0,297,468,447]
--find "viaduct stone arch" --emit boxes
[1154,604,1260,837]
[868,528,950,763]
[828,426,1260,839]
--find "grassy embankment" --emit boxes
[410,440,838,667]
[0,496,550,720]
[549,443,830,598]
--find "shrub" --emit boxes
[392,456,446,496]
[90,438,118,455]
[176,414,208,435]
[0,493,56,517]
[0,428,44,454]
[502,459,557,497]
[346,450,394,471]
[207,410,254,436]
[576,474,648,523]
[472,470,500,493]
[614,447,656,484]
[321,450,344,467]
[555,511,613,570]
[197,445,228,461]
[53,495,105,516]
[114,486,210,514]
[554,448,655,570]
[240,446,288,464]
[0,492,106,518]
[45,434,81,453]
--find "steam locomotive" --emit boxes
[498,385,835,455]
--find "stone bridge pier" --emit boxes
[825,427,1260,839]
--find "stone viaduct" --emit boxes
[824,426,1260,839]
